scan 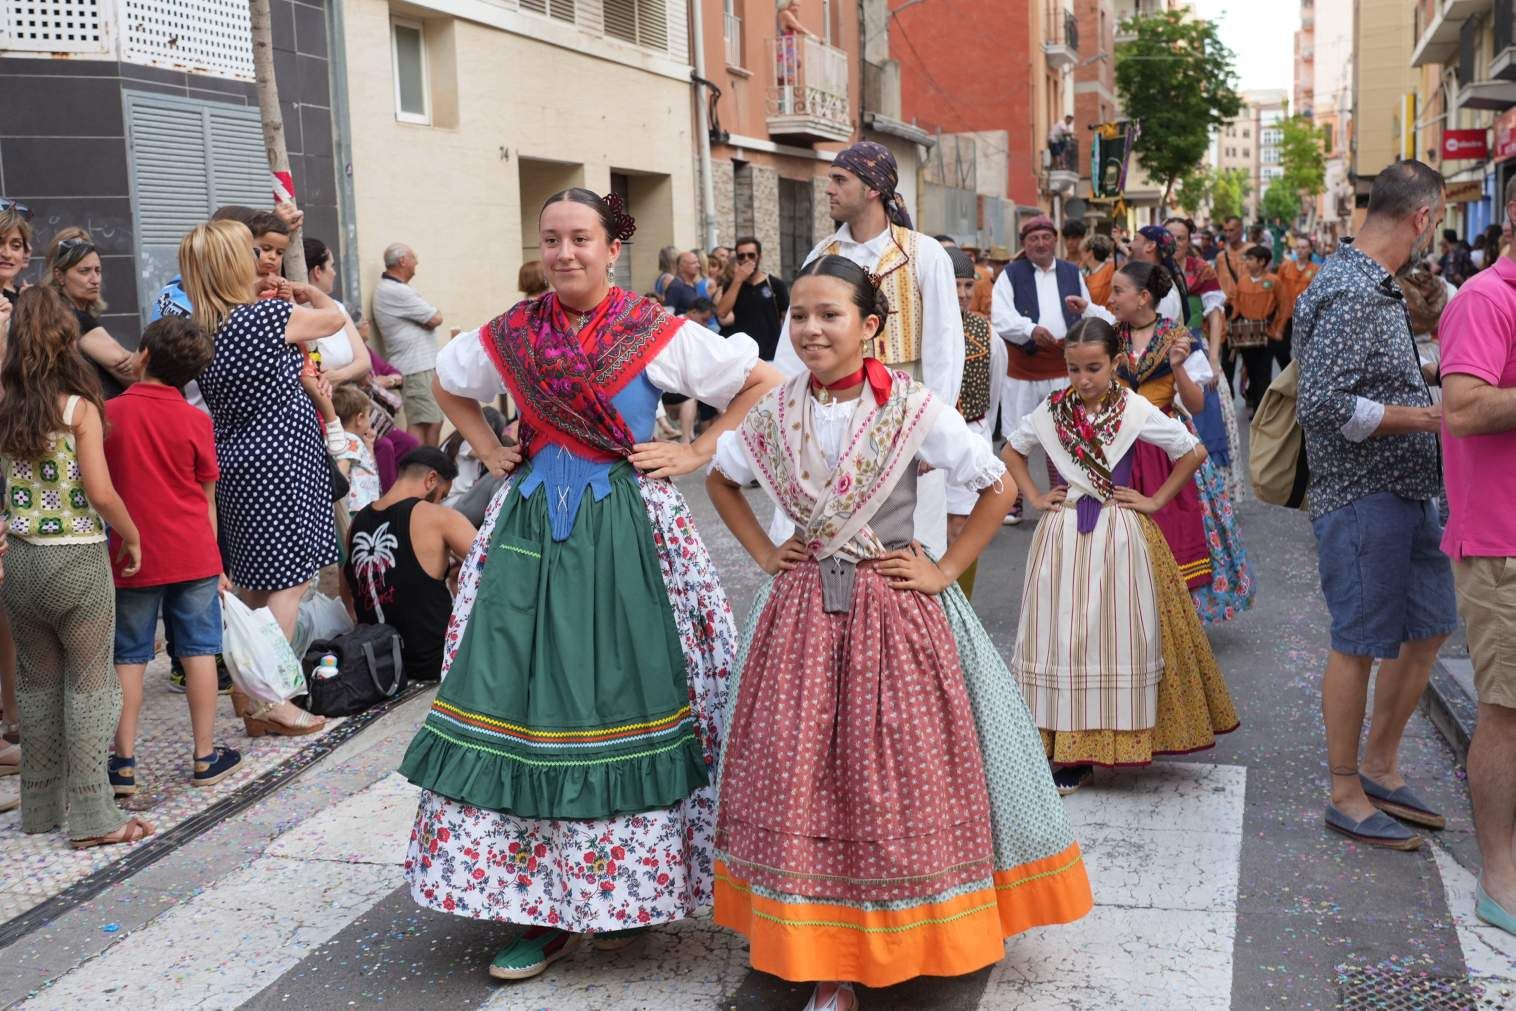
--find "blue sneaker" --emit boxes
[191,746,242,788]
[107,755,138,797]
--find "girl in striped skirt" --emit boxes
[1003,318,1238,795]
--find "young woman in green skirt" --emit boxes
[398,189,781,980]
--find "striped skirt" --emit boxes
[1011,501,1164,733]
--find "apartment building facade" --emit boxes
[698,0,903,280]
[338,0,697,333]
[1215,89,1287,222]
[891,0,1040,248]
[1312,0,1353,240]
[1408,0,1516,238]
[0,0,339,343]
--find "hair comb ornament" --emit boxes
[865,270,884,290]
[602,192,638,242]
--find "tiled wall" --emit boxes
[0,0,339,345]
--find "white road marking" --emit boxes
[19,774,420,1010]
[1431,842,1516,1004]
[988,763,1246,1010]
[18,764,1248,1010]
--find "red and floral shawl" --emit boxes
[479,287,680,462]
[738,370,942,561]
[1049,383,1128,500]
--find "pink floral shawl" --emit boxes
[738,370,942,561]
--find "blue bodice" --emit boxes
[516,372,662,540]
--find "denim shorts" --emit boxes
[1312,492,1458,659]
[114,576,222,665]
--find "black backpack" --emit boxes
[302,623,406,717]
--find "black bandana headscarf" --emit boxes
[833,141,913,230]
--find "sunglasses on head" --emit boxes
[56,237,97,261]
[0,199,31,221]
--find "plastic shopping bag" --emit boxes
[292,592,355,658]
[222,592,307,704]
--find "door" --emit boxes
[778,176,813,281]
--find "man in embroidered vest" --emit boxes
[771,140,962,556]
[991,214,1113,524]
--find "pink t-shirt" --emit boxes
[1439,255,1516,559]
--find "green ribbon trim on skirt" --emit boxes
[399,461,709,820]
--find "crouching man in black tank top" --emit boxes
[341,447,478,682]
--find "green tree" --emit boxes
[1279,115,1326,199]
[1115,11,1243,205]
[1174,166,1210,217]
[1261,181,1301,225]
[1209,168,1250,222]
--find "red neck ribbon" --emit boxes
[809,357,893,405]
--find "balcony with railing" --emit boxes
[1044,7,1078,70]
[1493,0,1515,80]
[767,34,851,144]
[1044,139,1080,195]
[1411,0,1495,67]
[724,12,743,68]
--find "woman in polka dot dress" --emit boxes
[183,221,347,636]
[707,257,1092,1010]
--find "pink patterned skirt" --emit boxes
[717,560,994,902]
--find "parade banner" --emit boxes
[1092,121,1141,199]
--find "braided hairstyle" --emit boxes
[1117,260,1174,311]
[794,255,891,343]
[539,188,637,243]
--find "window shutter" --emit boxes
[125,92,267,325]
[206,104,270,209]
[636,0,667,51]
[602,0,636,44]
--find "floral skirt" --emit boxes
[404,476,736,932]
[1040,516,1239,767]
[716,566,1091,987]
[1191,455,1257,625]
[1217,383,1249,504]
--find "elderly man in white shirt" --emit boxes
[992,215,1114,523]
[771,140,963,556]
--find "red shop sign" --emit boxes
[1442,129,1489,160]
[1498,109,1516,160]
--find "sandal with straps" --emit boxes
[71,816,155,850]
[231,690,326,738]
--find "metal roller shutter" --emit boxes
[124,91,267,325]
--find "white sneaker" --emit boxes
[324,419,347,455]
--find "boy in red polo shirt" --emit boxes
[104,317,242,793]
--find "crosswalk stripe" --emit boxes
[20,764,1246,1010]
[18,774,420,1011]
[987,762,1245,1009]
[1430,842,1516,996]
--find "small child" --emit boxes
[331,383,381,514]
[684,296,719,332]
[249,210,346,454]
[103,316,242,794]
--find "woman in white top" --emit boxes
[395,188,782,982]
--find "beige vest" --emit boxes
[824,224,923,365]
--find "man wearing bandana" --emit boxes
[770,141,962,556]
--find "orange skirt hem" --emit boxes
[713,843,1093,987]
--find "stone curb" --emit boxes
[1421,656,1476,766]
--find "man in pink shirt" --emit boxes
[1441,175,1516,938]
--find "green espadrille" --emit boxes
[488,927,580,981]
